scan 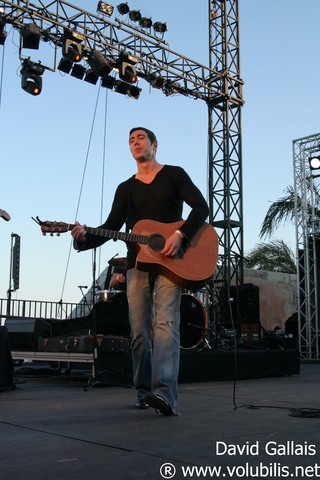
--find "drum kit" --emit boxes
[95,256,218,351]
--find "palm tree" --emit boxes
[245,185,298,273]
[245,239,296,274]
[245,182,320,273]
[259,185,296,239]
[259,183,320,239]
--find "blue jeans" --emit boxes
[126,269,181,409]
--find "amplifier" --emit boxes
[241,323,261,342]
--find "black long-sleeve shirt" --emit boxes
[76,165,209,269]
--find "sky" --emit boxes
[1,0,320,306]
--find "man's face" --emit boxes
[129,129,157,162]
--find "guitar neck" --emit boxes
[74,224,149,245]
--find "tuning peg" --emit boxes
[42,232,46,236]
[50,232,54,236]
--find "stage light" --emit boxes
[97,2,114,16]
[113,80,141,98]
[0,20,7,45]
[20,59,44,96]
[84,69,99,85]
[153,22,167,34]
[101,75,116,89]
[309,156,320,170]
[139,17,152,29]
[129,10,141,22]
[118,52,137,83]
[63,38,82,62]
[88,49,113,77]
[21,23,40,49]
[62,30,84,62]
[114,79,129,95]
[127,85,141,99]
[57,56,73,74]
[117,3,130,15]
[151,75,165,89]
[70,64,86,79]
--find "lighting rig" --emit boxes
[0,1,174,99]
[0,1,221,102]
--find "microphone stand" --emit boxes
[84,249,128,391]
[84,248,103,391]
[78,285,91,315]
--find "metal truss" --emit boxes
[293,133,320,359]
[0,0,225,100]
[1,0,244,292]
[208,0,244,289]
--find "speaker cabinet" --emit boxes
[4,317,53,351]
[220,283,260,329]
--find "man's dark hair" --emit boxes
[129,127,157,144]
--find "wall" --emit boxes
[243,268,297,331]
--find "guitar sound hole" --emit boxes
[148,234,165,251]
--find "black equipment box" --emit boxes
[38,335,130,353]
[5,317,54,351]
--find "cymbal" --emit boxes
[108,257,127,268]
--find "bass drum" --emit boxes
[180,294,208,351]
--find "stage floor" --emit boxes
[0,360,318,480]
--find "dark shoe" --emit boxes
[134,399,149,409]
[145,393,176,416]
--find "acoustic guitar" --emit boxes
[34,217,219,290]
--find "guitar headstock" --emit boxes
[0,209,10,221]
[32,216,70,236]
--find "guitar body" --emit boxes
[35,216,219,291]
[132,219,219,290]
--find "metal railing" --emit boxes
[0,298,91,323]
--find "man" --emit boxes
[72,127,209,415]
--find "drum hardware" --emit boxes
[202,281,239,351]
[108,256,127,270]
[95,289,122,303]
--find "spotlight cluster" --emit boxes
[116,3,167,36]
[0,2,168,99]
[58,40,141,99]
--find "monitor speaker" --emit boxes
[4,317,53,351]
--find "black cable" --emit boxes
[58,85,102,302]
[236,404,320,418]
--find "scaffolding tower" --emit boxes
[208,0,244,288]
[293,132,320,360]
